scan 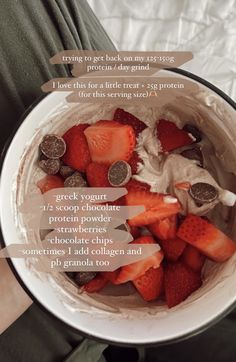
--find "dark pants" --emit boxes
[1,302,236,361]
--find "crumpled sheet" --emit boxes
[87,0,236,100]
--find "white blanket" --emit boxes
[87,0,236,100]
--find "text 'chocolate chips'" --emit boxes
[181,147,203,167]
[183,124,202,143]
[108,160,132,186]
[189,182,219,204]
[64,172,87,187]
[38,159,61,175]
[40,134,66,159]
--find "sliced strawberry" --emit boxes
[125,190,181,226]
[114,108,147,137]
[128,151,143,174]
[37,175,64,194]
[86,162,110,187]
[65,124,89,132]
[157,119,194,152]
[83,274,108,293]
[115,236,164,284]
[177,214,236,262]
[175,182,191,191]
[84,120,136,164]
[62,124,91,171]
[133,265,164,302]
[164,261,202,308]
[126,179,151,192]
[148,215,177,240]
[101,269,120,284]
[106,196,126,206]
[181,245,206,273]
[159,237,186,262]
[130,226,141,239]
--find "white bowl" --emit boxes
[1,69,236,346]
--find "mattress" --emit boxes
[87,0,236,100]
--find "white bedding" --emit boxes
[87,0,236,100]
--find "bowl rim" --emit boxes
[0,68,236,347]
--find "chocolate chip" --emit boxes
[74,272,97,286]
[115,222,131,233]
[40,134,66,159]
[38,158,61,174]
[66,272,76,280]
[39,229,53,240]
[181,147,203,167]
[64,172,87,187]
[195,202,204,207]
[183,124,202,143]
[189,182,219,204]
[59,165,75,179]
[177,214,185,226]
[39,152,48,161]
[108,160,132,186]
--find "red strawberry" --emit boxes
[66,124,89,132]
[128,151,143,174]
[181,245,206,273]
[157,119,194,152]
[125,190,181,226]
[148,215,177,240]
[83,274,108,293]
[37,175,64,194]
[106,196,126,206]
[101,269,120,284]
[164,262,202,308]
[115,236,164,284]
[159,237,186,262]
[126,179,150,192]
[130,226,141,239]
[177,214,236,262]
[174,182,191,191]
[86,162,110,187]
[133,265,164,302]
[114,108,147,137]
[62,125,91,171]
[84,120,136,164]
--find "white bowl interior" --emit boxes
[1,70,236,344]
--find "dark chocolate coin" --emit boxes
[39,229,54,240]
[115,222,131,233]
[64,172,87,187]
[39,152,48,161]
[66,272,76,280]
[38,158,61,174]
[40,134,66,159]
[181,147,203,167]
[189,182,218,204]
[183,124,202,143]
[74,272,97,286]
[59,165,75,178]
[108,160,132,186]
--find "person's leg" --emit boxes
[0,303,107,362]
[0,0,115,149]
